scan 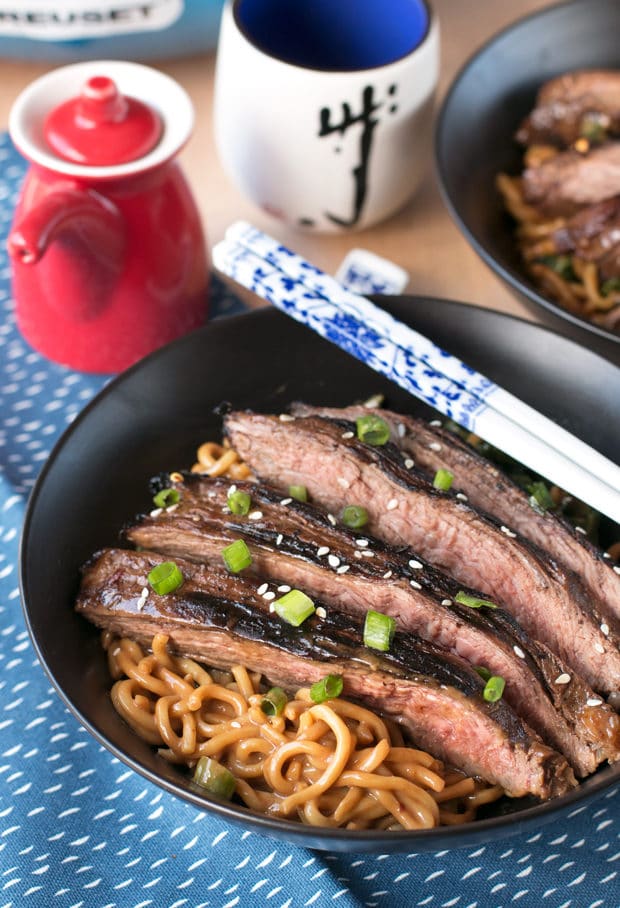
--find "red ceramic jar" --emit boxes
[7,61,209,373]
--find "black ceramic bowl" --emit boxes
[436,0,620,365]
[20,298,620,853]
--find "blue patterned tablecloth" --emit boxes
[0,131,618,908]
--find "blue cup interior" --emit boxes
[234,0,430,71]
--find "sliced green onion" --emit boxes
[539,254,575,282]
[601,276,620,297]
[483,675,506,702]
[289,484,308,502]
[147,561,183,595]
[152,487,180,509]
[310,674,344,703]
[527,480,554,512]
[192,756,236,799]
[356,414,390,446]
[341,505,368,529]
[474,665,492,682]
[261,686,288,716]
[455,591,498,610]
[227,489,252,515]
[273,589,315,626]
[363,609,396,652]
[221,538,252,573]
[579,114,607,144]
[433,468,454,491]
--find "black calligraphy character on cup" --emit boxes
[314,83,397,229]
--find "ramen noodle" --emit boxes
[496,151,620,331]
[104,632,503,830]
[190,439,253,480]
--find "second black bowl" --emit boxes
[436,0,620,365]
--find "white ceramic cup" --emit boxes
[214,0,439,232]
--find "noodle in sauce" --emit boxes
[496,145,620,331]
[104,631,503,830]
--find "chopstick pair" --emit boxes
[212,221,620,523]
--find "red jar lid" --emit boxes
[44,75,163,166]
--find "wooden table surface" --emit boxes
[0,0,555,318]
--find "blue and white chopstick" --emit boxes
[226,221,620,491]
[212,232,620,523]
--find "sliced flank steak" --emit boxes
[125,474,620,776]
[516,69,620,148]
[521,142,620,218]
[224,411,620,699]
[291,403,620,632]
[76,547,575,799]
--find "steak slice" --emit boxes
[292,403,620,632]
[125,474,620,776]
[76,547,576,799]
[516,70,620,147]
[521,142,620,218]
[225,411,620,698]
[550,196,620,276]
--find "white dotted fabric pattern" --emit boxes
[0,132,618,908]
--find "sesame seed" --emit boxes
[353,550,363,559]
[221,506,230,514]
[150,507,163,518]
[328,554,341,568]
[603,552,611,559]
[336,565,350,574]
[575,526,587,535]
[276,534,283,546]
[280,497,293,506]
[441,599,452,606]
[337,477,350,489]
[386,498,398,511]
[500,525,517,538]
[257,582,269,596]
[361,549,374,558]
[192,515,200,523]
[408,559,423,570]
[327,513,337,526]
[397,423,406,438]
[594,642,605,654]
[555,673,571,685]
[228,484,237,495]
[317,546,330,557]
[601,623,610,636]
[263,591,276,601]
[136,596,147,611]
[112,647,121,657]
[277,585,291,593]
[513,645,525,659]
[456,492,468,502]
[316,606,327,619]
[249,510,263,520]
[404,458,415,469]
[410,580,422,590]
[269,603,276,613]
[614,566,620,575]
[356,539,369,547]
[279,413,295,421]
[587,698,603,707]
[166,503,179,513]
[141,587,149,598]
[429,442,442,452]
[230,721,241,729]
[383,570,393,579]
[341,431,354,439]
[429,419,442,427]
